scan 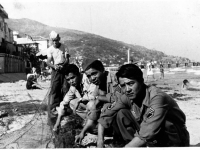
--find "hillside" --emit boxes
[5,18,190,66]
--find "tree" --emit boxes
[20,43,40,67]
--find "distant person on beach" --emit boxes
[176,61,179,67]
[167,62,171,68]
[39,61,49,81]
[97,64,190,147]
[185,62,188,67]
[146,61,156,81]
[140,63,145,69]
[46,31,70,125]
[159,62,164,79]
[26,74,42,90]
[31,67,37,75]
[182,79,200,89]
[74,56,84,72]
[151,60,154,68]
[27,67,38,78]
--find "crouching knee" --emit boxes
[86,100,96,111]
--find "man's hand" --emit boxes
[73,98,82,114]
[56,106,65,116]
[75,132,85,145]
[54,64,63,70]
[54,64,59,70]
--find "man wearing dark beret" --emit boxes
[97,64,190,147]
[75,58,121,145]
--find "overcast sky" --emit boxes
[1,0,200,61]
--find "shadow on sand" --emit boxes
[169,93,186,98]
[187,88,200,91]
[168,93,194,101]
[0,73,27,83]
[158,87,173,90]
[0,100,47,117]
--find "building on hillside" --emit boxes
[13,32,49,53]
[32,36,49,51]
[0,4,14,45]
[13,31,40,69]
[13,32,51,74]
[0,4,25,73]
[0,4,8,45]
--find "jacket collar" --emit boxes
[138,84,151,114]
[142,85,151,107]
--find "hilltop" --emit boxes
[6,18,190,65]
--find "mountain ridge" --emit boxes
[6,18,190,65]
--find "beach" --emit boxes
[0,67,200,148]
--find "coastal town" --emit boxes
[1,2,200,149]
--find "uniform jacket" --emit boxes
[87,71,121,120]
[98,85,189,146]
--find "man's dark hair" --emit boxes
[86,60,105,72]
[183,79,189,85]
[64,64,80,76]
[116,64,144,83]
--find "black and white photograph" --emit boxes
[0,0,200,148]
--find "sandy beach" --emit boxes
[0,67,200,148]
[0,75,52,148]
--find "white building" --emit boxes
[0,4,24,74]
[13,31,49,51]
[32,36,49,51]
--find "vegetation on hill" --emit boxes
[6,18,190,66]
